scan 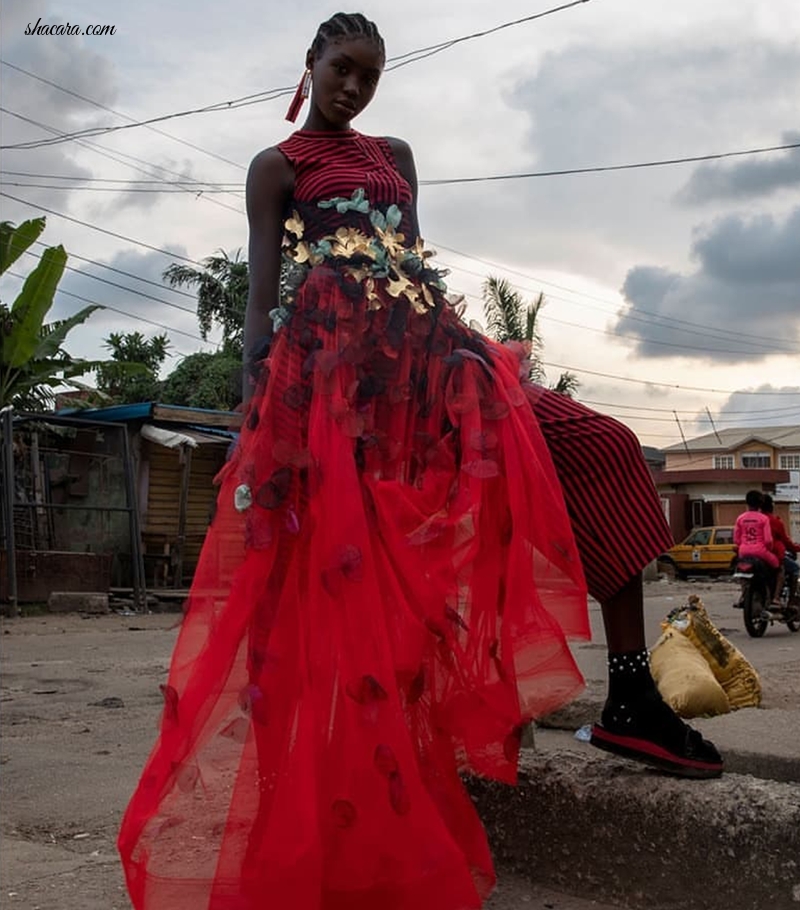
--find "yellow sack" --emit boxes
[671,595,761,710]
[650,628,731,718]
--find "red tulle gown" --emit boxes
[118,129,591,910]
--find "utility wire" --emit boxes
[386,0,591,69]
[0,1,592,150]
[0,60,247,169]
[579,398,800,417]
[0,107,245,214]
[31,240,200,301]
[449,282,798,357]
[2,170,242,188]
[0,191,205,265]
[541,361,800,395]
[5,270,210,344]
[20,248,201,319]
[435,243,800,351]
[419,141,800,185]
[0,180,242,195]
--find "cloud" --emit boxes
[677,132,800,205]
[499,36,800,280]
[616,205,800,362]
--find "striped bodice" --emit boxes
[277,130,414,239]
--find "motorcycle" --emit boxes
[733,555,800,637]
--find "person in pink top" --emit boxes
[734,490,779,569]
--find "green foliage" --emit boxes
[481,274,578,397]
[163,250,248,357]
[0,218,106,410]
[95,331,170,404]
[161,351,241,411]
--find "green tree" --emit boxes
[482,275,579,397]
[0,218,105,409]
[161,351,241,411]
[95,331,170,404]
[162,250,248,357]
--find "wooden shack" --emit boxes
[65,403,237,590]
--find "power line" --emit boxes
[0,1,592,151]
[420,141,800,185]
[2,170,242,188]
[435,242,799,351]
[0,108,245,214]
[386,0,591,69]
[542,360,800,395]
[5,270,210,344]
[1,180,243,195]
[31,239,200,301]
[1,191,207,265]
[20,248,201,320]
[449,274,798,357]
[580,398,800,417]
[0,60,247,170]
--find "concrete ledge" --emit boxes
[469,749,800,910]
[47,591,110,614]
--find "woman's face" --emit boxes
[306,37,384,129]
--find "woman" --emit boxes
[118,13,722,910]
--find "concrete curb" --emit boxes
[469,749,800,910]
[540,676,800,780]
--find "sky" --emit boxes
[1,0,799,448]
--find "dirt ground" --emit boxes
[1,579,797,910]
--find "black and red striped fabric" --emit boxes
[278,130,413,238]
[526,385,674,603]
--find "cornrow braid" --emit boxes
[310,12,385,61]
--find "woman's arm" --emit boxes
[385,137,420,242]
[242,147,294,404]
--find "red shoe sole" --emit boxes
[589,725,724,779]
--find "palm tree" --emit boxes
[163,250,248,357]
[95,331,170,404]
[0,219,105,410]
[482,275,578,396]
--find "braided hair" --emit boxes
[310,12,385,61]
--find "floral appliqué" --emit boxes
[279,191,448,316]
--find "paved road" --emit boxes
[1,578,795,909]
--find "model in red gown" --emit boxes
[117,127,591,909]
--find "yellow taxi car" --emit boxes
[657,526,737,579]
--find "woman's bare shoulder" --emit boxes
[246,147,294,208]
[383,135,414,162]
[248,146,294,178]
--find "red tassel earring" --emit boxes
[285,69,312,123]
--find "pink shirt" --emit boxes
[734,509,778,567]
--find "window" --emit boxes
[686,529,712,546]
[779,453,800,470]
[713,455,735,469]
[741,451,771,469]
[714,528,734,545]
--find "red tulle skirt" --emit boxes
[118,265,590,909]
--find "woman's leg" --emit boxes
[527,386,723,778]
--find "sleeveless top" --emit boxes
[276,130,414,240]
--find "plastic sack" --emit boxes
[665,595,761,710]
[650,628,731,718]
